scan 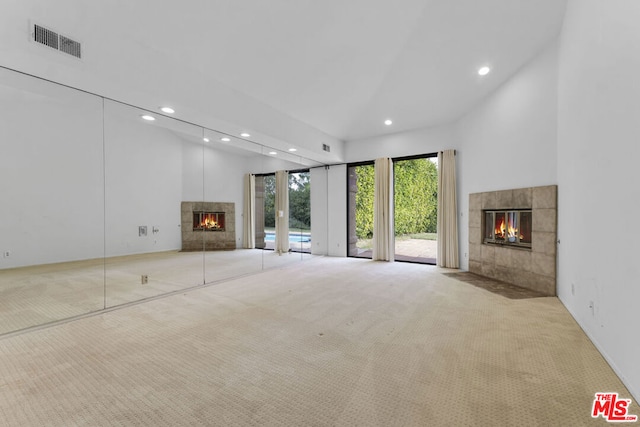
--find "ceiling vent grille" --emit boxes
[34,24,59,50]
[59,35,81,58]
[322,144,331,152]
[32,23,82,59]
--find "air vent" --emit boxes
[32,23,81,59]
[322,144,331,152]
[34,24,59,50]
[59,35,81,58]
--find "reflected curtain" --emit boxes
[275,170,290,254]
[372,158,394,262]
[242,173,255,249]
[437,150,459,268]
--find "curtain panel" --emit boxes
[242,173,255,249]
[437,150,459,268]
[372,157,394,262]
[275,170,290,254]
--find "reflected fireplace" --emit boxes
[193,212,225,231]
[483,210,532,248]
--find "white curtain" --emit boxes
[242,173,255,249]
[275,170,290,254]
[372,157,394,262]
[437,150,459,268]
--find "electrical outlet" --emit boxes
[141,275,148,284]
[3,251,10,258]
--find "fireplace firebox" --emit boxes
[193,212,225,231]
[483,210,531,248]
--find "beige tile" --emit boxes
[495,246,511,268]
[482,192,497,209]
[496,190,514,209]
[469,226,482,245]
[468,260,482,274]
[481,244,496,263]
[533,185,557,209]
[532,208,557,233]
[469,243,481,263]
[510,249,532,273]
[513,187,533,208]
[530,273,556,296]
[532,231,557,256]
[532,253,556,278]
[469,193,482,211]
[469,210,481,228]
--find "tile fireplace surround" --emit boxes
[181,201,236,251]
[468,185,557,296]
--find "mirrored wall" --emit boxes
[0,66,327,335]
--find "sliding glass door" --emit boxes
[348,156,437,264]
[393,156,438,264]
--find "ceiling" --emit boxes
[13,0,567,143]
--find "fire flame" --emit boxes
[200,216,221,229]
[495,216,518,240]
[495,217,506,238]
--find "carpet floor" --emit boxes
[0,257,635,426]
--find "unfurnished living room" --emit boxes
[1,1,639,426]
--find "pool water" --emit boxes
[264,232,311,243]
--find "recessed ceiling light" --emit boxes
[203,137,210,142]
[269,151,277,155]
[478,66,491,76]
[288,148,297,152]
[160,107,175,114]
[240,133,251,138]
[384,119,393,126]
[221,137,231,142]
[141,115,155,121]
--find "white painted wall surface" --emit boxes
[327,164,347,257]
[0,3,343,164]
[345,125,455,163]
[310,167,328,256]
[557,0,640,401]
[310,165,347,257]
[455,40,559,270]
[0,68,104,268]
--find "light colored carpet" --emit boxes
[0,257,635,426]
[0,249,307,335]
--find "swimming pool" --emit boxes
[264,232,311,243]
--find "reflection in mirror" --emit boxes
[103,100,206,306]
[0,68,105,334]
[202,129,264,284]
[0,66,330,337]
[259,147,311,269]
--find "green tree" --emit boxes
[289,172,310,230]
[355,165,375,238]
[354,158,438,240]
[264,175,275,228]
[393,158,438,235]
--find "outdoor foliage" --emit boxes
[263,172,310,230]
[289,172,310,230]
[355,165,375,238]
[264,175,276,228]
[354,159,437,239]
[394,159,438,235]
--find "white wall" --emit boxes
[310,164,347,257]
[0,68,104,268]
[455,40,559,270]
[557,0,640,401]
[0,2,344,165]
[345,125,455,163]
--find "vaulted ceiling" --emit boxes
[6,0,567,144]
